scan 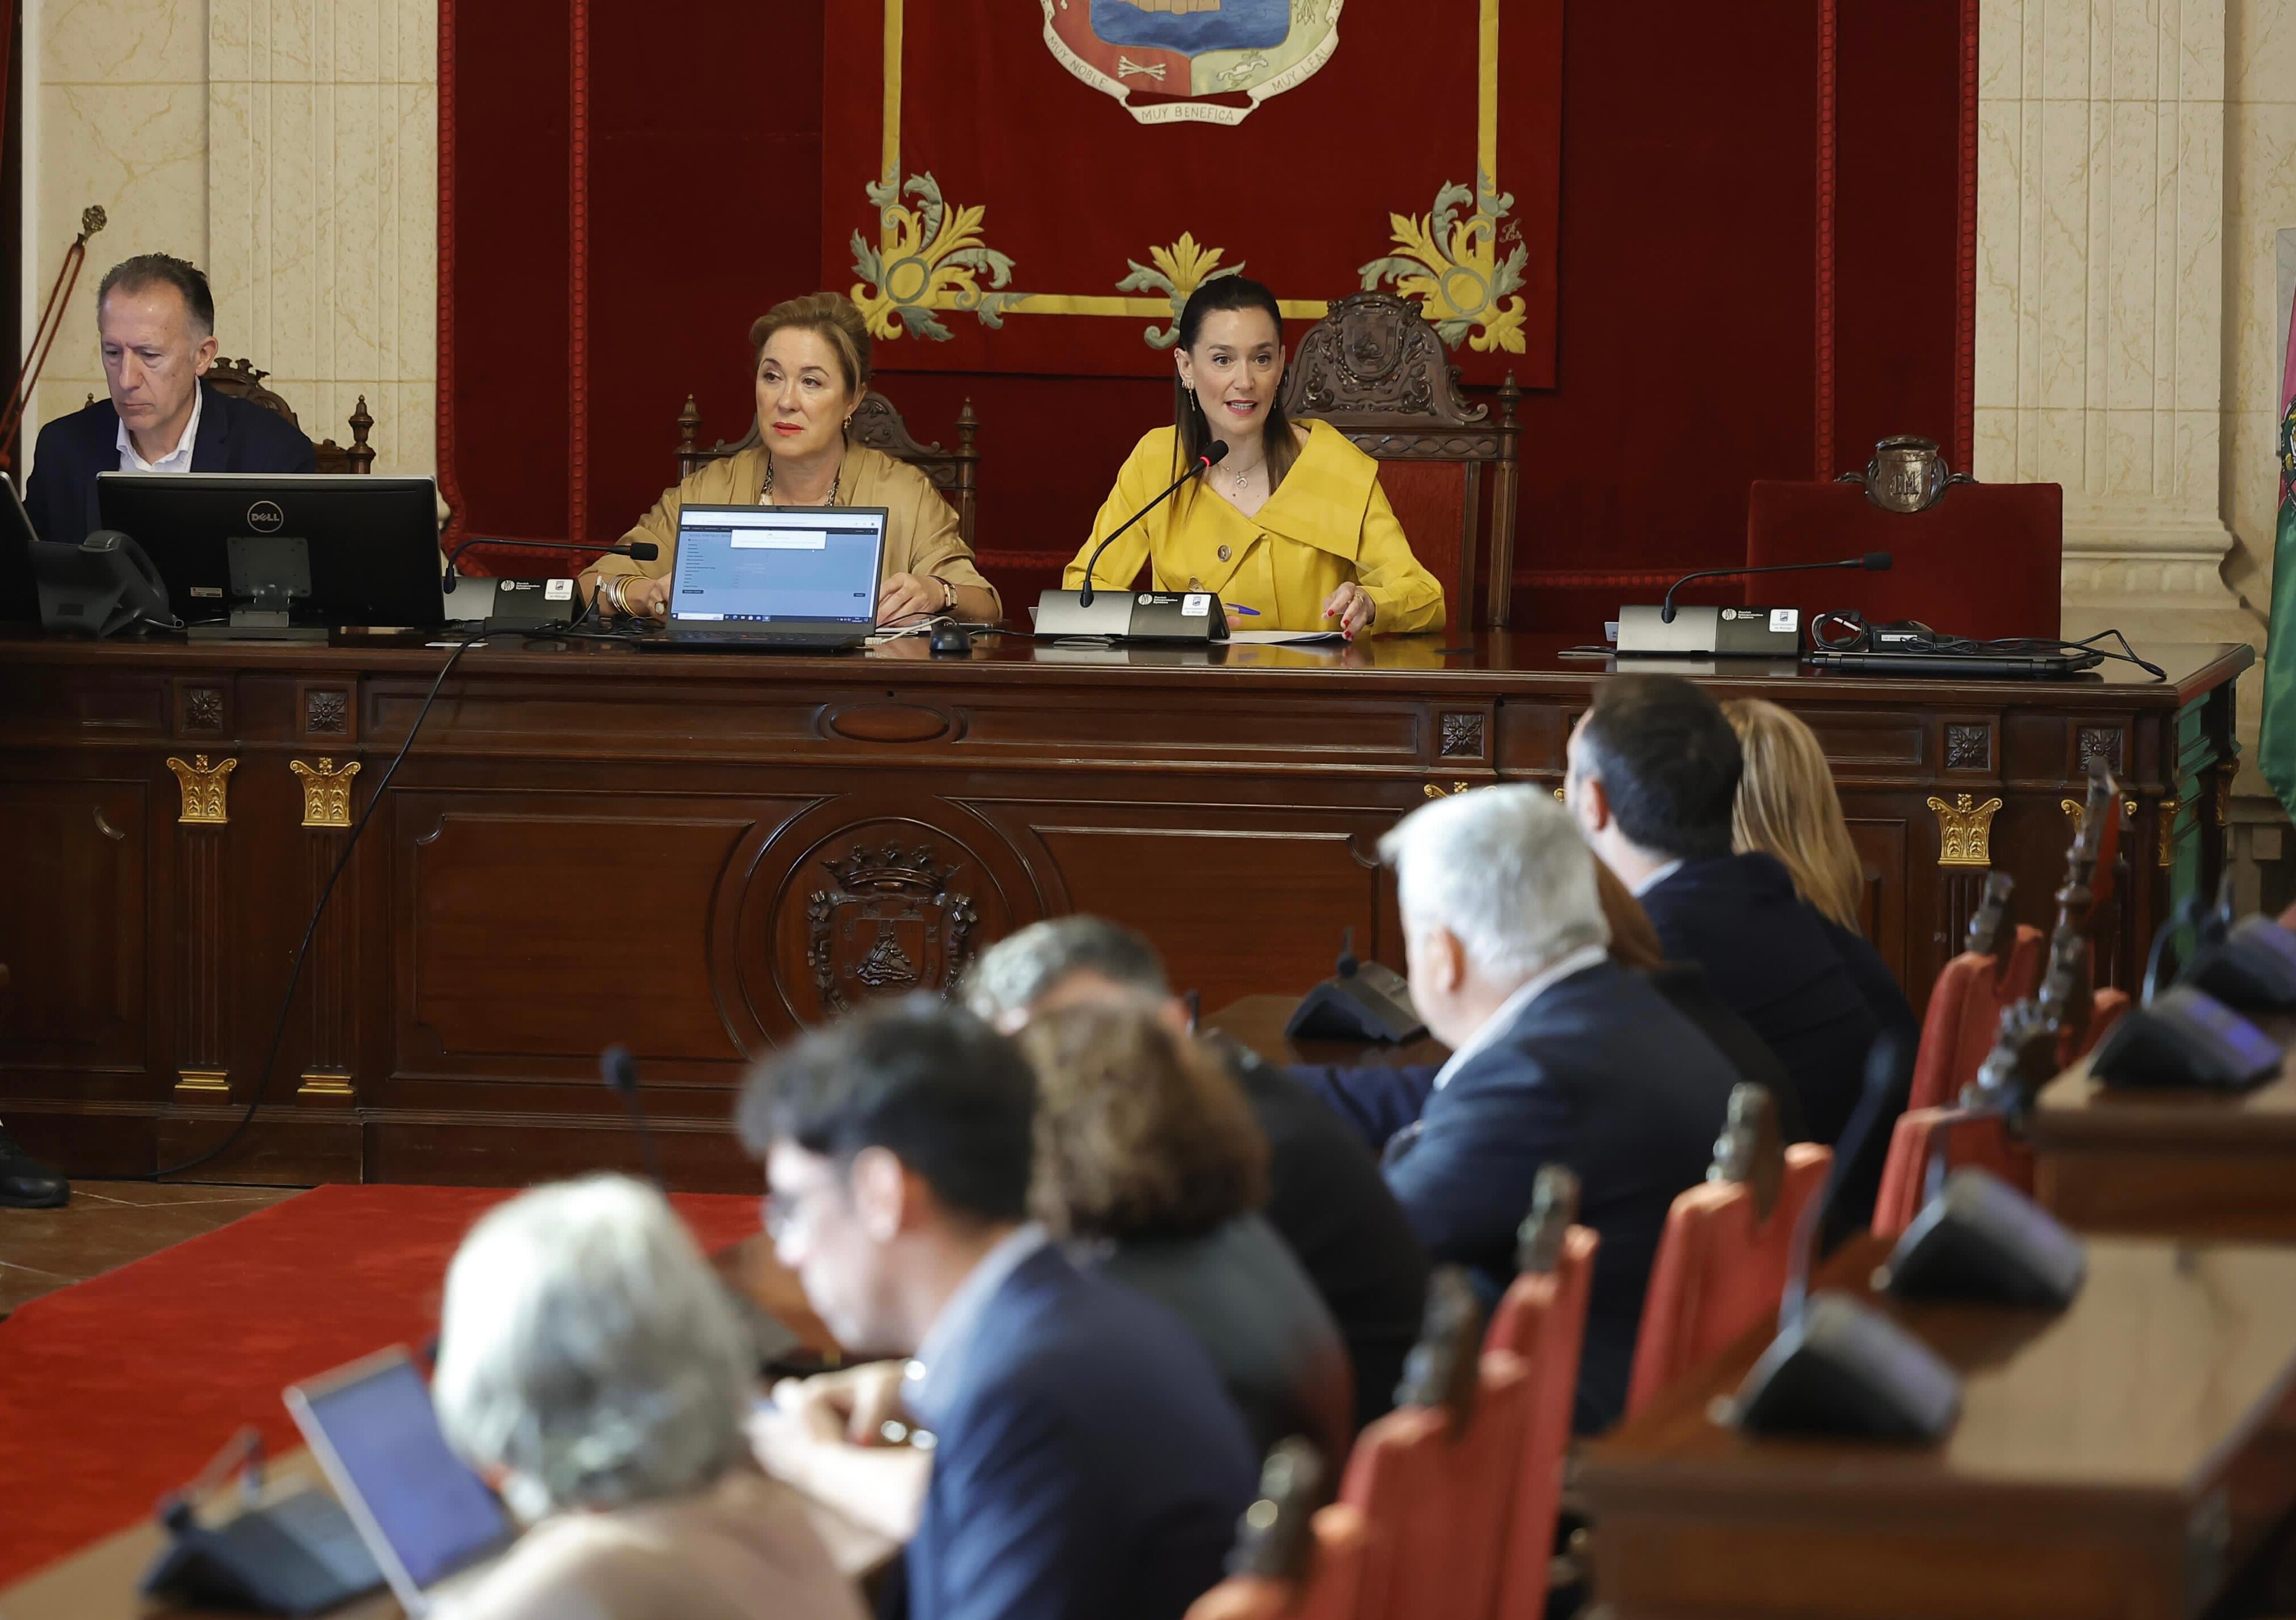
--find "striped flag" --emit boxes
[2259,297,2296,815]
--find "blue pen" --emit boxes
[1229,604,1260,617]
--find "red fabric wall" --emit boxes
[440,0,1970,633]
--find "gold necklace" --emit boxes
[762,454,840,507]
[1213,449,1267,493]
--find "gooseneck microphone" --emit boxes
[600,1043,667,1192]
[1659,551,1891,623]
[1077,440,1229,607]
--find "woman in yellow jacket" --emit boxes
[1065,276,1445,639]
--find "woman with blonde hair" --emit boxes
[1720,698,1918,1052]
[1018,1001,1354,1465]
[590,292,999,626]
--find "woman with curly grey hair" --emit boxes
[428,1174,863,1620]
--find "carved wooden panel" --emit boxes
[300,827,357,1100]
[1843,817,1910,985]
[178,684,227,735]
[0,780,147,1072]
[1944,723,1991,771]
[398,801,770,1073]
[303,686,353,739]
[1033,822,1387,1010]
[176,823,231,1094]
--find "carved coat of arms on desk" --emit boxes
[807,844,980,1016]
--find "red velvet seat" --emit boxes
[1623,1144,1832,1417]
[1340,1350,1534,1620]
[2075,987,2131,1060]
[1744,480,2061,642]
[1907,928,2048,1111]
[1871,1107,2035,1239]
[1484,1227,1599,1620]
[1183,1503,1370,1620]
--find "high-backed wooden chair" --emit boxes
[1872,1106,2034,1239]
[1625,1085,1832,1418]
[674,392,980,548]
[1186,1440,1368,1620]
[1340,1268,1532,1620]
[1280,291,1520,632]
[1909,873,2050,1112]
[204,357,376,474]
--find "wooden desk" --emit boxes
[2032,1032,2296,1240]
[0,629,2246,1187]
[1578,1234,2296,1620]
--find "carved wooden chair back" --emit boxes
[205,357,376,474]
[1280,291,1521,631]
[674,391,980,548]
[1872,1106,2034,1239]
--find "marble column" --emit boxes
[1973,0,2264,682]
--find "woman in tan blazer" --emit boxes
[589,293,999,626]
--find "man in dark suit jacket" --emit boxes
[1567,674,1884,1148]
[25,253,315,545]
[966,916,1431,1432]
[742,1000,1258,1620]
[1339,786,1740,1433]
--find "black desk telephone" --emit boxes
[1285,930,1426,1043]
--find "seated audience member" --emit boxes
[1566,675,1882,1147]
[742,1000,1258,1620]
[428,1175,863,1620]
[1722,698,1921,1051]
[1293,858,1808,1149]
[26,253,316,544]
[965,917,1428,1430]
[1325,785,1740,1433]
[590,292,998,626]
[1017,1001,1354,1464]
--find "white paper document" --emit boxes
[1225,628,1349,645]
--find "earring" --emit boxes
[842,415,853,430]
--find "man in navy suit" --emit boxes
[1326,786,1740,1433]
[24,253,315,544]
[1564,675,1885,1148]
[740,1000,1259,1620]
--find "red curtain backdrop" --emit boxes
[438,0,1972,630]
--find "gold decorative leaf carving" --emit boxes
[1927,792,2003,868]
[166,754,237,825]
[291,757,362,829]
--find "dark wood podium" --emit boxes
[0,629,2246,1187]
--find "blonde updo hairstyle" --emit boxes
[1720,697,1866,932]
[749,292,873,419]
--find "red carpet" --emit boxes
[0,1184,765,1584]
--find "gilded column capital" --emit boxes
[165,754,237,825]
[1927,792,2003,868]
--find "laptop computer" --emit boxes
[654,502,888,650]
[284,1346,517,1616]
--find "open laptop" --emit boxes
[284,1346,517,1616]
[655,502,888,650]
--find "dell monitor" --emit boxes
[97,472,446,637]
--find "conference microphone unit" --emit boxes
[1035,442,1232,641]
[1615,552,1892,656]
[599,1042,668,1192]
[441,536,660,633]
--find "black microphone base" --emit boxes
[1034,589,1229,642]
[1615,603,1802,656]
[444,575,585,634]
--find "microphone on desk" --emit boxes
[600,1043,668,1192]
[441,538,658,633]
[440,534,659,587]
[1033,444,1232,641]
[1615,552,1892,656]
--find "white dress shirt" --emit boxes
[116,386,203,474]
[1628,858,1684,898]
[1429,942,1611,1091]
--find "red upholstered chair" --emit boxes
[1484,1224,1598,1620]
[1871,1107,2035,1239]
[1907,928,2048,1111]
[1183,1504,1369,1620]
[1744,479,2061,642]
[1623,1142,1832,1417]
[1282,291,1521,631]
[1341,1268,1533,1620]
[2076,987,2131,1059]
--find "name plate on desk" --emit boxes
[1615,603,1800,656]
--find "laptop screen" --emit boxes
[671,505,887,625]
[292,1352,512,1591]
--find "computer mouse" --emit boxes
[929,621,973,656]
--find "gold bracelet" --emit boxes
[604,575,631,616]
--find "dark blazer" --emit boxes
[906,1244,1259,1620]
[26,380,317,543]
[1219,1042,1431,1430]
[1323,959,1739,1434]
[1638,854,1882,1147]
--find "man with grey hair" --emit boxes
[25,251,314,544]
[1353,785,1740,1433]
[966,916,1430,1430]
[429,1174,863,1620]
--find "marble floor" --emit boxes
[0,1180,303,1319]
